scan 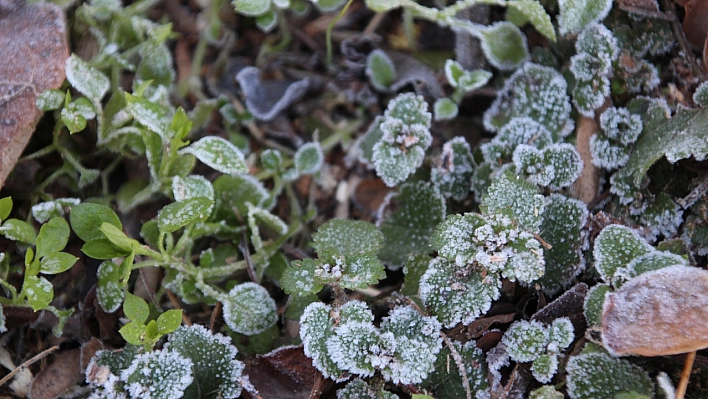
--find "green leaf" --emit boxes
[157,309,183,334]
[294,142,324,175]
[213,174,270,224]
[65,54,110,103]
[70,203,122,243]
[222,282,278,335]
[364,0,402,11]
[31,198,80,224]
[233,0,271,16]
[401,254,431,297]
[123,292,149,324]
[121,350,194,398]
[125,92,169,136]
[82,239,131,259]
[433,98,459,121]
[39,252,78,274]
[255,9,278,32]
[584,284,610,327]
[136,42,174,87]
[507,0,556,42]
[567,347,653,399]
[97,261,124,313]
[99,222,134,252]
[119,320,148,346]
[157,197,214,233]
[424,340,489,399]
[366,49,396,91]
[36,89,65,111]
[312,0,347,11]
[179,136,247,175]
[0,219,36,244]
[36,217,70,259]
[558,0,612,35]
[282,258,324,296]
[430,137,475,201]
[0,197,12,222]
[379,182,445,268]
[24,276,53,311]
[593,225,653,283]
[479,22,529,71]
[172,175,215,202]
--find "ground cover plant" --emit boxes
[2,0,708,398]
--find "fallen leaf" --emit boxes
[243,345,323,399]
[602,265,708,356]
[0,2,69,190]
[682,0,708,48]
[28,349,82,399]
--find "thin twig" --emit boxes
[363,11,386,35]
[240,228,258,283]
[166,290,192,326]
[676,350,696,399]
[210,301,222,333]
[0,345,60,387]
[441,332,472,399]
[677,176,708,209]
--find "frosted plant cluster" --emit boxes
[590,107,642,169]
[430,137,475,201]
[500,318,574,383]
[86,325,246,399]
[570,23,619,116]
[300,301,442,384]
[337,379,400,399]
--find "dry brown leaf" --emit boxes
[243,345,323,399]
[682,0,708,48]
[602,265,708,356]
[0,2,68,190]
[28,349,82,399]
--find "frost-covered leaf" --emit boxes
[366,49,396,91]
[157,197,213,233]
[430,212,485,264]
[378,182,445,268]
[124,93,169,136]
[481,170,545,232]
[639,192,683,242]
[66,54,109,103]
[213,174,269,222]
[503,320,548,363]
[576,23,619,66]
[179,136,247,175]
[0,218,36,244]
[583,283,610,327]
[36,89,65,111]
[0,306,5,333]
[548,317,575,351]
[166,325,244,399]
[530,386,565,399]
[282,258,324,295]
[400,254,431,297]
[97,261,123,313]
[419,257,501,327]
[39,251,77,274]
[572,76,609,117]
[379,306,442,384]
[136,42,174,87]
[444,60,465,87]
[531,354,558,384]
[612,103,708,195]
[457,70,493,93]
[431,137,474,200]
[255,9,278,32]
[232,0,271,16]
[247,203,287,251]
[593,225,653,283]
[424,340,489,399]
[542,144,583,189]
[327,320,393,377]
[313,219,383,259]
[300,302,346,381]
[25,276,53,311]
[589,135,631,170]
[294,142,324,175]
[537,194,587,295]
[357,116,385,165]
[507,0,556,42]
[36,216,70,259]
[479,22,529,71]
[567,346,653,399]
[364,0,402,11]
[121,350,194,399]
[337,379,399,399]
[558,0,612,35]
[600,107,642,145]
[172,175,215,203]
[31,198,80,224]
[222,282,277,335]
[694,80,708,107]
[433,98,458,121]
[484,63,572,140]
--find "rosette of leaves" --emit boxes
[430,137,475,201]
[590,107,643,169]
[570,24,619,117]
[583,224,688,327]
[566,343,654,399]
[282,219,385,295]
[483,63,573,141]
[300,301,442,384]
[512,143,583,190]
[358,93,432,187]
[501,318,575,383]
[86,325,246,399]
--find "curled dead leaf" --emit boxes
[602,265,708,356]
[681,0,708,48]
[0,2,69,190]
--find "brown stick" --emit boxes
[0,345,60,387]
[676,350,697,399]
[166,289,192,326]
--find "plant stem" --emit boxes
[326,0,355,68]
